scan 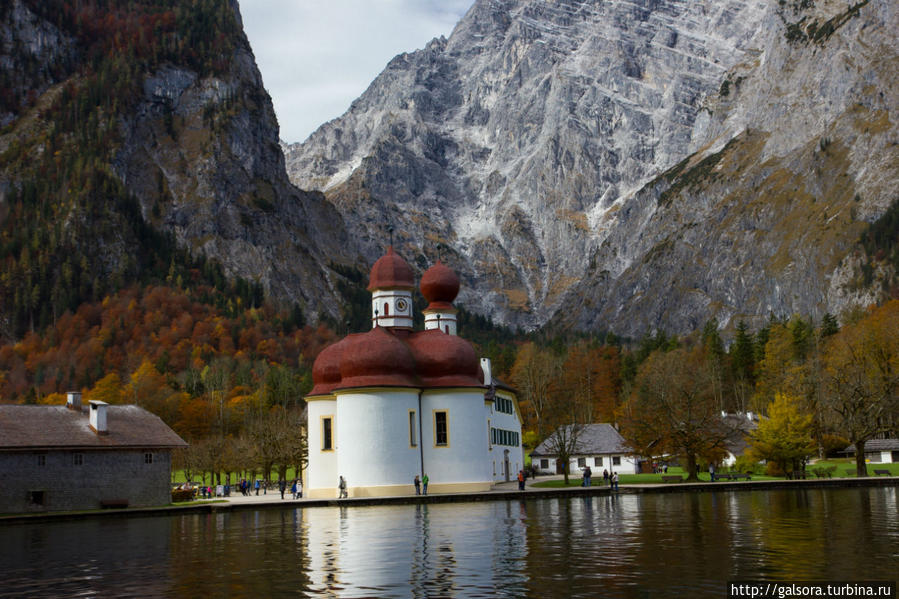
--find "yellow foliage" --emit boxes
[84,373,125,405]
[38,392,67,405]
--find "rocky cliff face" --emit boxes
[0,0,355,326]
[112,36,351,314]
[285,0,897,335]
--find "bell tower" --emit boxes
[420,261,460,335]
[367,247,415,329]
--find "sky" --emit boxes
[240,1,476,144]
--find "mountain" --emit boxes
[284,0,898,336]
[0,0,355,339]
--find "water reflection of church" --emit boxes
[303,502,530,595]
[305,247,523,498]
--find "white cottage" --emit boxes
[304,248,523,498]
[531,423,638,475]
[842,439,899,464]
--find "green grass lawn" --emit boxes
[171,468,302,485]
[531,460,897,487]
[531,466,780,487]
[808,458,899,477]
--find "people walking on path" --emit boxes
[518,470,525,491]
[422,473,429,495]
[414,475,421,495]
[338,476,348,498]
[255,479,260,496]
[279,478,287,499]
[611,472,619,491]
[583,466,592,487]
[603,469,609,486]
[291,480,297,499]
[709,463,716,482]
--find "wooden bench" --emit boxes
[873,469,891,476]
[662,475,683,483]
[711,473,731,481]
[731,473,751,481]
[100,499,129,509]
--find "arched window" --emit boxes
[383,302,389,316]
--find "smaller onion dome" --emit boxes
[367,246,415,291]
[308,337,349,396]
[407,329,482,388]
[420,261,460,304]
[336,326,419,389]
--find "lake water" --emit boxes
[1,487,897,598]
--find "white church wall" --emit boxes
[421,389,492,491]
[306,398,338,498]
[488,389,524,482]
[336,389,422,496]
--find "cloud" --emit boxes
[240,0,474,143]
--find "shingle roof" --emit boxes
[844,438,899,453]
[0,405,187,450]
[531,423,632,457]
[722,413,759,456]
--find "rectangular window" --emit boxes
[144,453,153,464]
[595,457,603,467]
[577,457,586,467]
[409,411,417,447]
[322,416,333,451]
[434,411,448,446]
[37,454,46,466]
[540,459,549,469]
[613,456,621,466]
[73,453,83,466]
[29,490,45,506]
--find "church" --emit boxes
[305,247,523,498]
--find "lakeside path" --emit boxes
[3,475,897,524]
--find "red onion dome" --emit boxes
[420,261,460,304]
[308,337,349,396]
[406,329,482,388]
[336,326,420,389]
[367,246,415,291]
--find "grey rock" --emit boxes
[285,0,898,335]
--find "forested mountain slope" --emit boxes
[0,0,354,341]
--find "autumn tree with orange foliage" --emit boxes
[619,345,739,481]
[822,300,899,476]
[0,285,334,444]
[557,341,621,424]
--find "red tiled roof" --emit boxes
[0,405,188,450]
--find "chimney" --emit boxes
[66,391,82,411]
[480,358,493,386]
[89,400,108,435]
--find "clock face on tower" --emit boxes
[395,298,408,313]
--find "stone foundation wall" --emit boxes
[0,449,172,513]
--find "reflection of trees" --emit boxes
[8,492,899,596]
[166,509,311,597]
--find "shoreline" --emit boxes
[2,476,896,525]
